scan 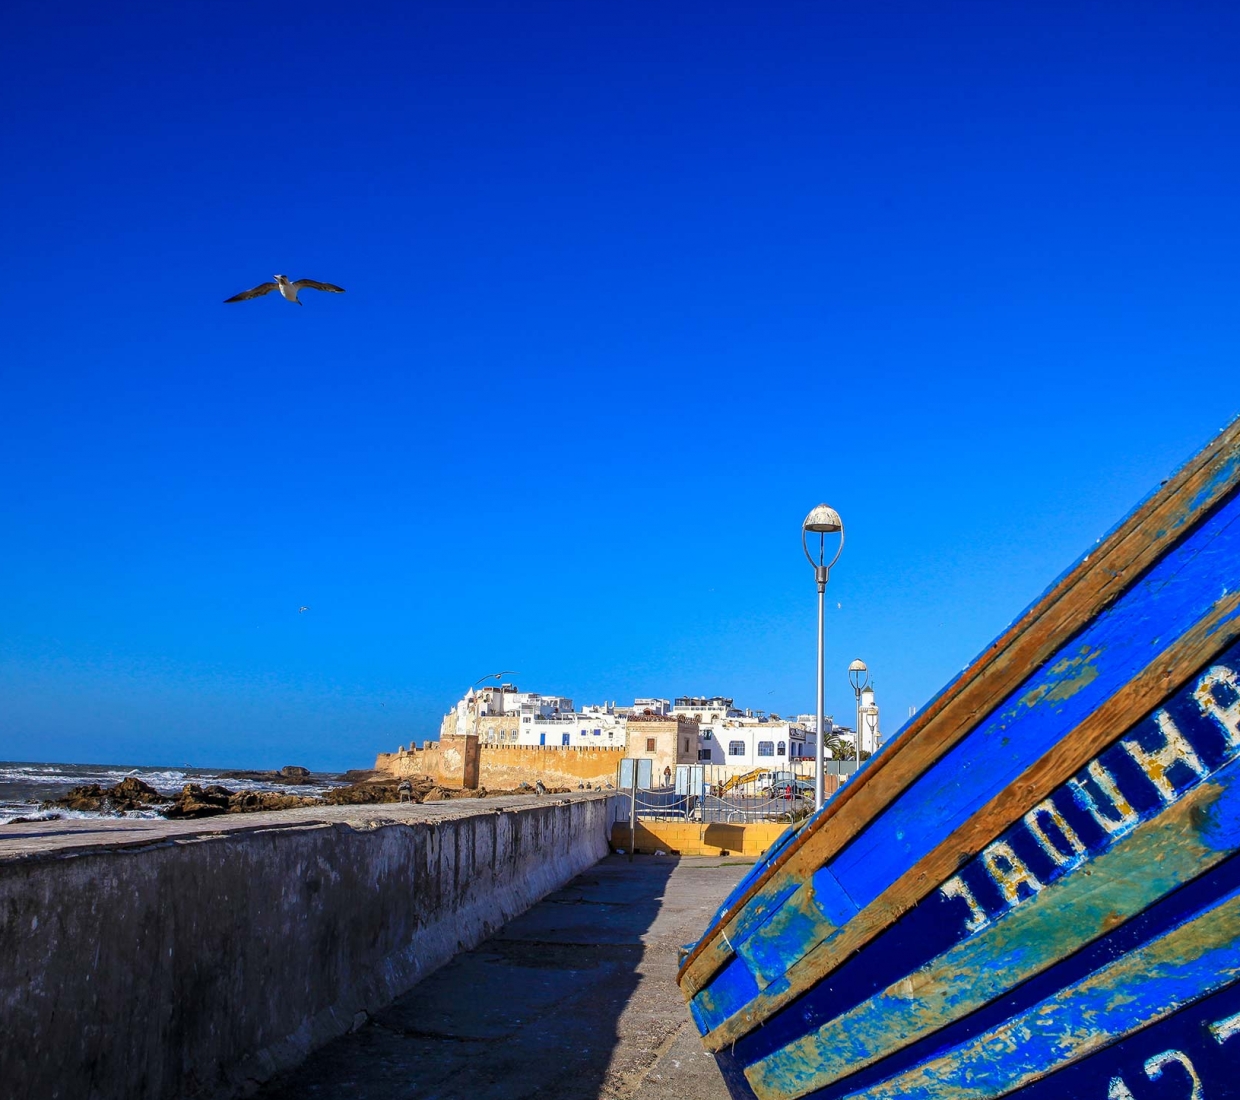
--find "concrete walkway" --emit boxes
[257,854,750,1100]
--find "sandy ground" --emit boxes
[255,854,750,1100]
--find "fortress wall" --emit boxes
[378,740,623,789]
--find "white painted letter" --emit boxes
[1144,1049,1203,1100]
[1123,711,1208,803]
[1024,799,1087,867]
[1068,760,1140,836]
[980,841,1044,907]
[1210,1008,1240,1044]
[940,875,991,932]
[1195,664,1240,750]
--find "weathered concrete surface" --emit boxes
[255,854,749,1100]
[0,794,614,1100]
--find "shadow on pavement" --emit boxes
[256,854,697,1100]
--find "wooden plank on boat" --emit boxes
[677,419,1240,1100]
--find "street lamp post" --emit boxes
[803,505,844,810]
[865,707,879,754]
[470,670,517,740]
[848,659,870,773]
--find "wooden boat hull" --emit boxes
[678,421,1240,1099]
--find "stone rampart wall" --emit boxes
[1,796,614,1100]
[377,740,623,789]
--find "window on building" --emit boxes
[777,741,787,756]
[728,741,746,757]
[683,738,690,752]
[698,749,712,761]
[758,741,775,757]
[594,728,601,736]
[646,737,656,753]
[703,730,712,740]
[562,733,570,746]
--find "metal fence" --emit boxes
[614,760,845,826]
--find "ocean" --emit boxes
[0,761,348,825]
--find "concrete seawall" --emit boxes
[0,794,614,1100]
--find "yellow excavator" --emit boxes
[714,767,770,795]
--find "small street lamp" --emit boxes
[864,700,879,753]
[848,659,870,772]
[470,670,517,740]
[803,505,844,810]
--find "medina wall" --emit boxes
[377,738,623,789]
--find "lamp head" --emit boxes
[802,504,842,534]
[801,504,845,582]
[848,658,870,692]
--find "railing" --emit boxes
[615,761,819,826]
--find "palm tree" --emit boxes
[822,732,847,759]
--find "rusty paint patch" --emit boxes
[1019,645,1104,711]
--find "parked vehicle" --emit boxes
[761,778,813,800]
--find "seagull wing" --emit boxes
[290,279,345,294]
[224,281,279,303]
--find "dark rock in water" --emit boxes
[112,777,168,807]
[227,790,320,813]
[342,769,382,783]
[324,781,403,805]
[44,777,167,814]
[164,783,233,819]
[216,766,316,786]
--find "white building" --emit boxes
[632,697,671,716]
[672,696,742,724]
[695,717,813,774]
[440,684,627,749]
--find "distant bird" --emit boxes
[224,275,345,305]
[298,606,310,613]
[535,780,547,796]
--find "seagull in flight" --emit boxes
[225,275,345,306]
[298,606,310,613]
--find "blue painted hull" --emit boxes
[678,422,1240,1099]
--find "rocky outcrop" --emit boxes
[41,771,562,822]
[227,790,321,814]
[44,777,167,814]
[215,765,317,786]
[162,784,323,818]
[163,784,234,819]
[324,781,404,805]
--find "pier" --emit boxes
[0,796,745,1100]
[2,796,611,1099]
[256,855,746,1100]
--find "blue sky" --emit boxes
[2,1,1238,771]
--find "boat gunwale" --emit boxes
[699,583,1240,1050]
[678,417,1240,993]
